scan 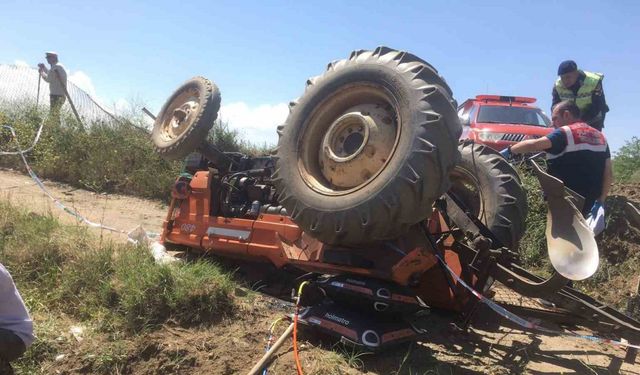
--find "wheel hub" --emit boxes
[320,103,397,188]
[161,92,199,140]
[323,112,370,162]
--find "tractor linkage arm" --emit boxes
[439,193,640,363]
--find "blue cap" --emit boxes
[558,60,577,75]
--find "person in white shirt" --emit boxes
[0,263,34,366]
[38,51,67,123]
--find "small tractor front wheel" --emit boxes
[151,77,221,160]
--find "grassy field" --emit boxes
[0,201,237,374]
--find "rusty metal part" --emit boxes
[443,193,504,249]
[449,234,640,350]
[445,225,640,348]
[497,262,640,344]
[142,106,157,120]
[407,187,640,349]
[159,91,200,142]
[450,236,569,317]
[198,141,237,169]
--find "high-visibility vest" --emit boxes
[555,71,603,114]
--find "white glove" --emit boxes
[586,201,605,236]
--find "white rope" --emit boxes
[0,121,45,155]
[1,123,158,243]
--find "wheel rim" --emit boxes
[449,167,486,223]
[298,83,400,195]
[159,88,201,142]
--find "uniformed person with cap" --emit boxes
[37,51,67,123]
[552,60,609,131]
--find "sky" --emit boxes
[1,0,639,152]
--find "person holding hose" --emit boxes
[552,60,609,131]
[500,100,612,233]
[38,51,67,124]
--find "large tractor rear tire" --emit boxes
[274,47,462,245]
[151,77,221,160]
[448,141,528,249]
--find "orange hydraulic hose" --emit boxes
[293,281,309,375]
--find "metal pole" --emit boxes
[142,107,157,120]
[36,72,42,108]
[54,69,83,126]
[246,322,293,375]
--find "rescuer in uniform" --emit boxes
[500,100,613,220]
[552,60,609,131]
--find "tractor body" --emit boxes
[153,48,640,357]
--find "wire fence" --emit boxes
[0,64,117,124]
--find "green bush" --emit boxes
[170,261,237,324]
[104,248,236,331]
[515,164,549,270]
[613,137,640,183]
[0,100,275,200]
[108,248,176,330]
[0,102,182,199]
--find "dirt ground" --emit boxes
[612,183,640,203]
[0,168,168,241]
[2,168,639,374]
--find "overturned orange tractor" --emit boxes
[151,47,639,357]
